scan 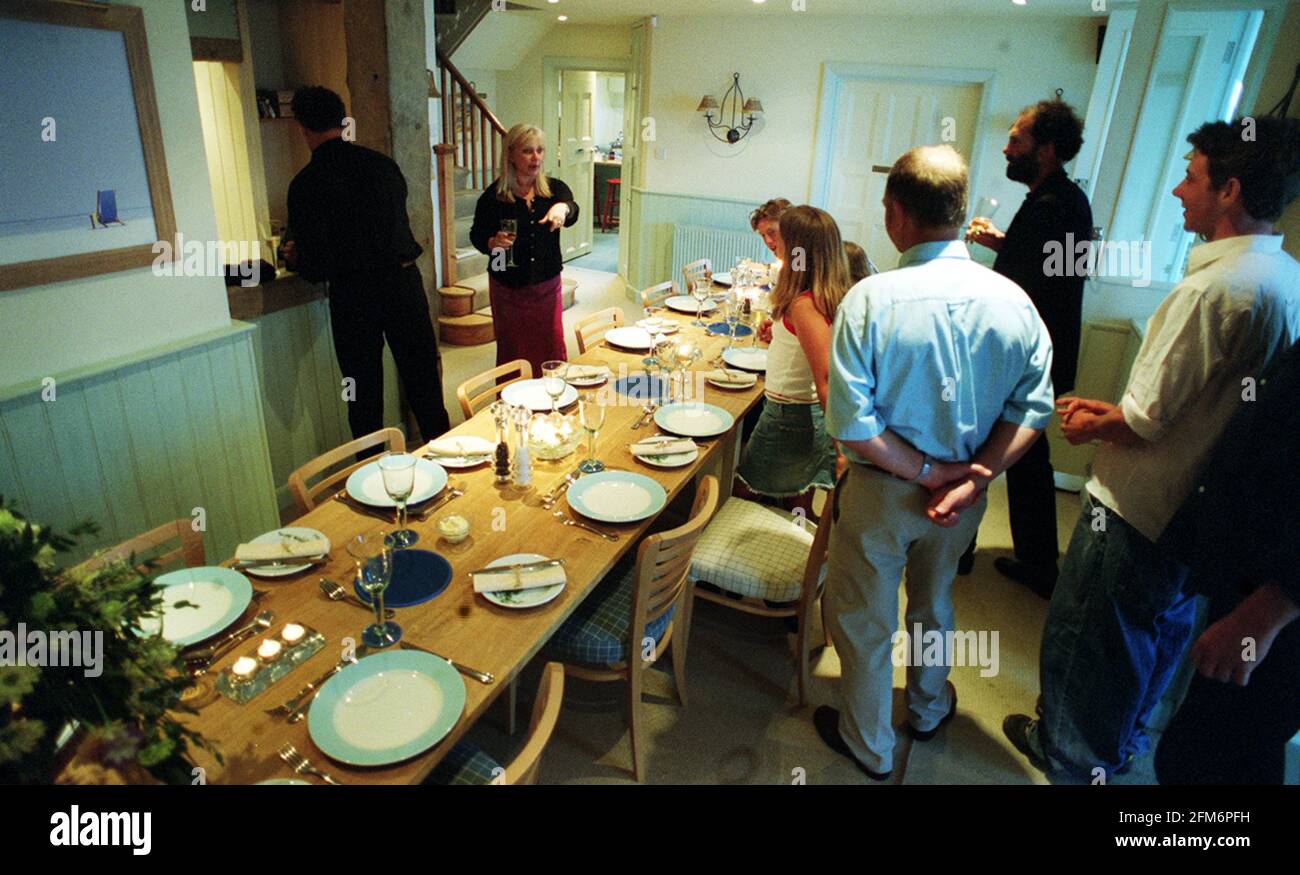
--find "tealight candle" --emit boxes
[231,656,258,680]
[280,623,305,646]
[257,639,282,662]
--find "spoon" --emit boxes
[553,511,619,541]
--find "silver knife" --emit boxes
[466,557,565,577]
[398,641,494,684]
[236,555,328,569]
[333,491,395,523]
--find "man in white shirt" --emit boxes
[1003,116,1300,781]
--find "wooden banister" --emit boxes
[435,46,506,191]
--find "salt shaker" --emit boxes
[512,405,532,486]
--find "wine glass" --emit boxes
[578,396,607,474]
[673,340,699,402]
[690,279,711,327]
[542,360,568,413]
[347,532,401,648]
[655,339,678,403]
[378,452,418,548]
[500,218,518,268]
[723,295,742,350]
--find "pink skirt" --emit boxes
[489,273,567,376]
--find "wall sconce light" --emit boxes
[697,73,763,144]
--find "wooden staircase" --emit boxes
[432,12,578,347]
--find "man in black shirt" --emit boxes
[963,99,1093,597]
[284,86,450,444]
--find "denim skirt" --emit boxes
[735,399,837,497]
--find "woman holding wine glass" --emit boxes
[470,124,580,375]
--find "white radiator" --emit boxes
[670,224,770,282]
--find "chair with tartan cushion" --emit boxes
[426,662,564,785]
[689,487,834,706]
[547,476,719,781]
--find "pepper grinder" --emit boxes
[490,400,512,483]
[512,405,532,487]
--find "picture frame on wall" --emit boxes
[0,0,177,292]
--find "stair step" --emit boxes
[438,312,494,347]
[454,188,480,218]
[455,214,473,249]
[437,285,476,317]
[455,248,488,279]
[453,165,469,189]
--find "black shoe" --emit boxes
[994,557,1057,599]
[956,552,974,576]
[907,681,957,741]
[1002,714,1050,773]
[813,706,892,781]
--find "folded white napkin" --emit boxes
[704,368,757,386]
[630,438,698,457]
[472,564,567,594]
[424,436,491,458]
[565,364,612,381]
[235,538,329,562]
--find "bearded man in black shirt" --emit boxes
[283,86,450,444]
[962,99,1093,598]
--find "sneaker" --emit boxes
[813,706,892,781]
[907,681,957,741]
[993,557,1057,599]
[1002,714,1050,773]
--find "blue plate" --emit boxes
[707,322,754,337]
[354,548,452,608]
[613,373,669,403]
[345,457,447,508]
[308,649,466,766]
[142,567,254,646]
[566,470,668,524]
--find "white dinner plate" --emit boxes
[501,378,578,412]
[564,365,611,387]
[632,440,700,469]
[242,526,331,578]
[604,326,654,351]
[665,295,716,314]
[345,457,447,507]
[722,347,769,372]
[138,567,253,646]
[713,271,733,287]
[479,553,566,609]
[653,402,736,438]
[566,471,668,524]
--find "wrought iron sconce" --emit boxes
[697,73,763,144]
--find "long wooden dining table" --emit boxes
[179,302,767,784]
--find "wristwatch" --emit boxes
[911,454,932,483]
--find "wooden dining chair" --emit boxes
[76,518,206,577]
[455,359,533,420]
[574,307,625,354]
[287,427,407,515]
[688,485,836,706]
[682,257,712,291]
[546,476,719,781]
[425,662,565,785]
[640,280,678,310]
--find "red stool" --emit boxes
[600,177,621,232]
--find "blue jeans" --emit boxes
[1038,493,1197,779]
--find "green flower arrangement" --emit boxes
[0,499,218,784]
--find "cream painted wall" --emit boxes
[494,24,632,137]
[0,0,232,389]
[643,14,1100,225]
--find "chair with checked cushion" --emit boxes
[426,662,564,785]
[547,476,719,781]
[689,487,834,706]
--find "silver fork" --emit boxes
[553,511,619,541]
[277,743,341,785]
[413,485,465,521]
[632,400,658,429]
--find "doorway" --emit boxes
[811,63,993,273]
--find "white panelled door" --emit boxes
[559,69,595,262]
[816,74,983,272]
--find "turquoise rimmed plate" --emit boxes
[566,470,667,524]
[308,649,466,767]
[653,401,735,438]
[140,566,253,647]
[345,457,447,507]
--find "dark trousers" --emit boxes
[327,265,450,444]
[1155,590,1300,784]
[964,430,1059,567]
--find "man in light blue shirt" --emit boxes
[813,145,1055,780]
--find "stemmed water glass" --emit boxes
[656,339,679,403]
[674,339,699,402]
[723,295,742,351]
[378,452,418,548]
[578,395,607,474]
[542,360,568,413]
[690,279,711,327]
[500,218,518,268]
[347,532,401,648]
